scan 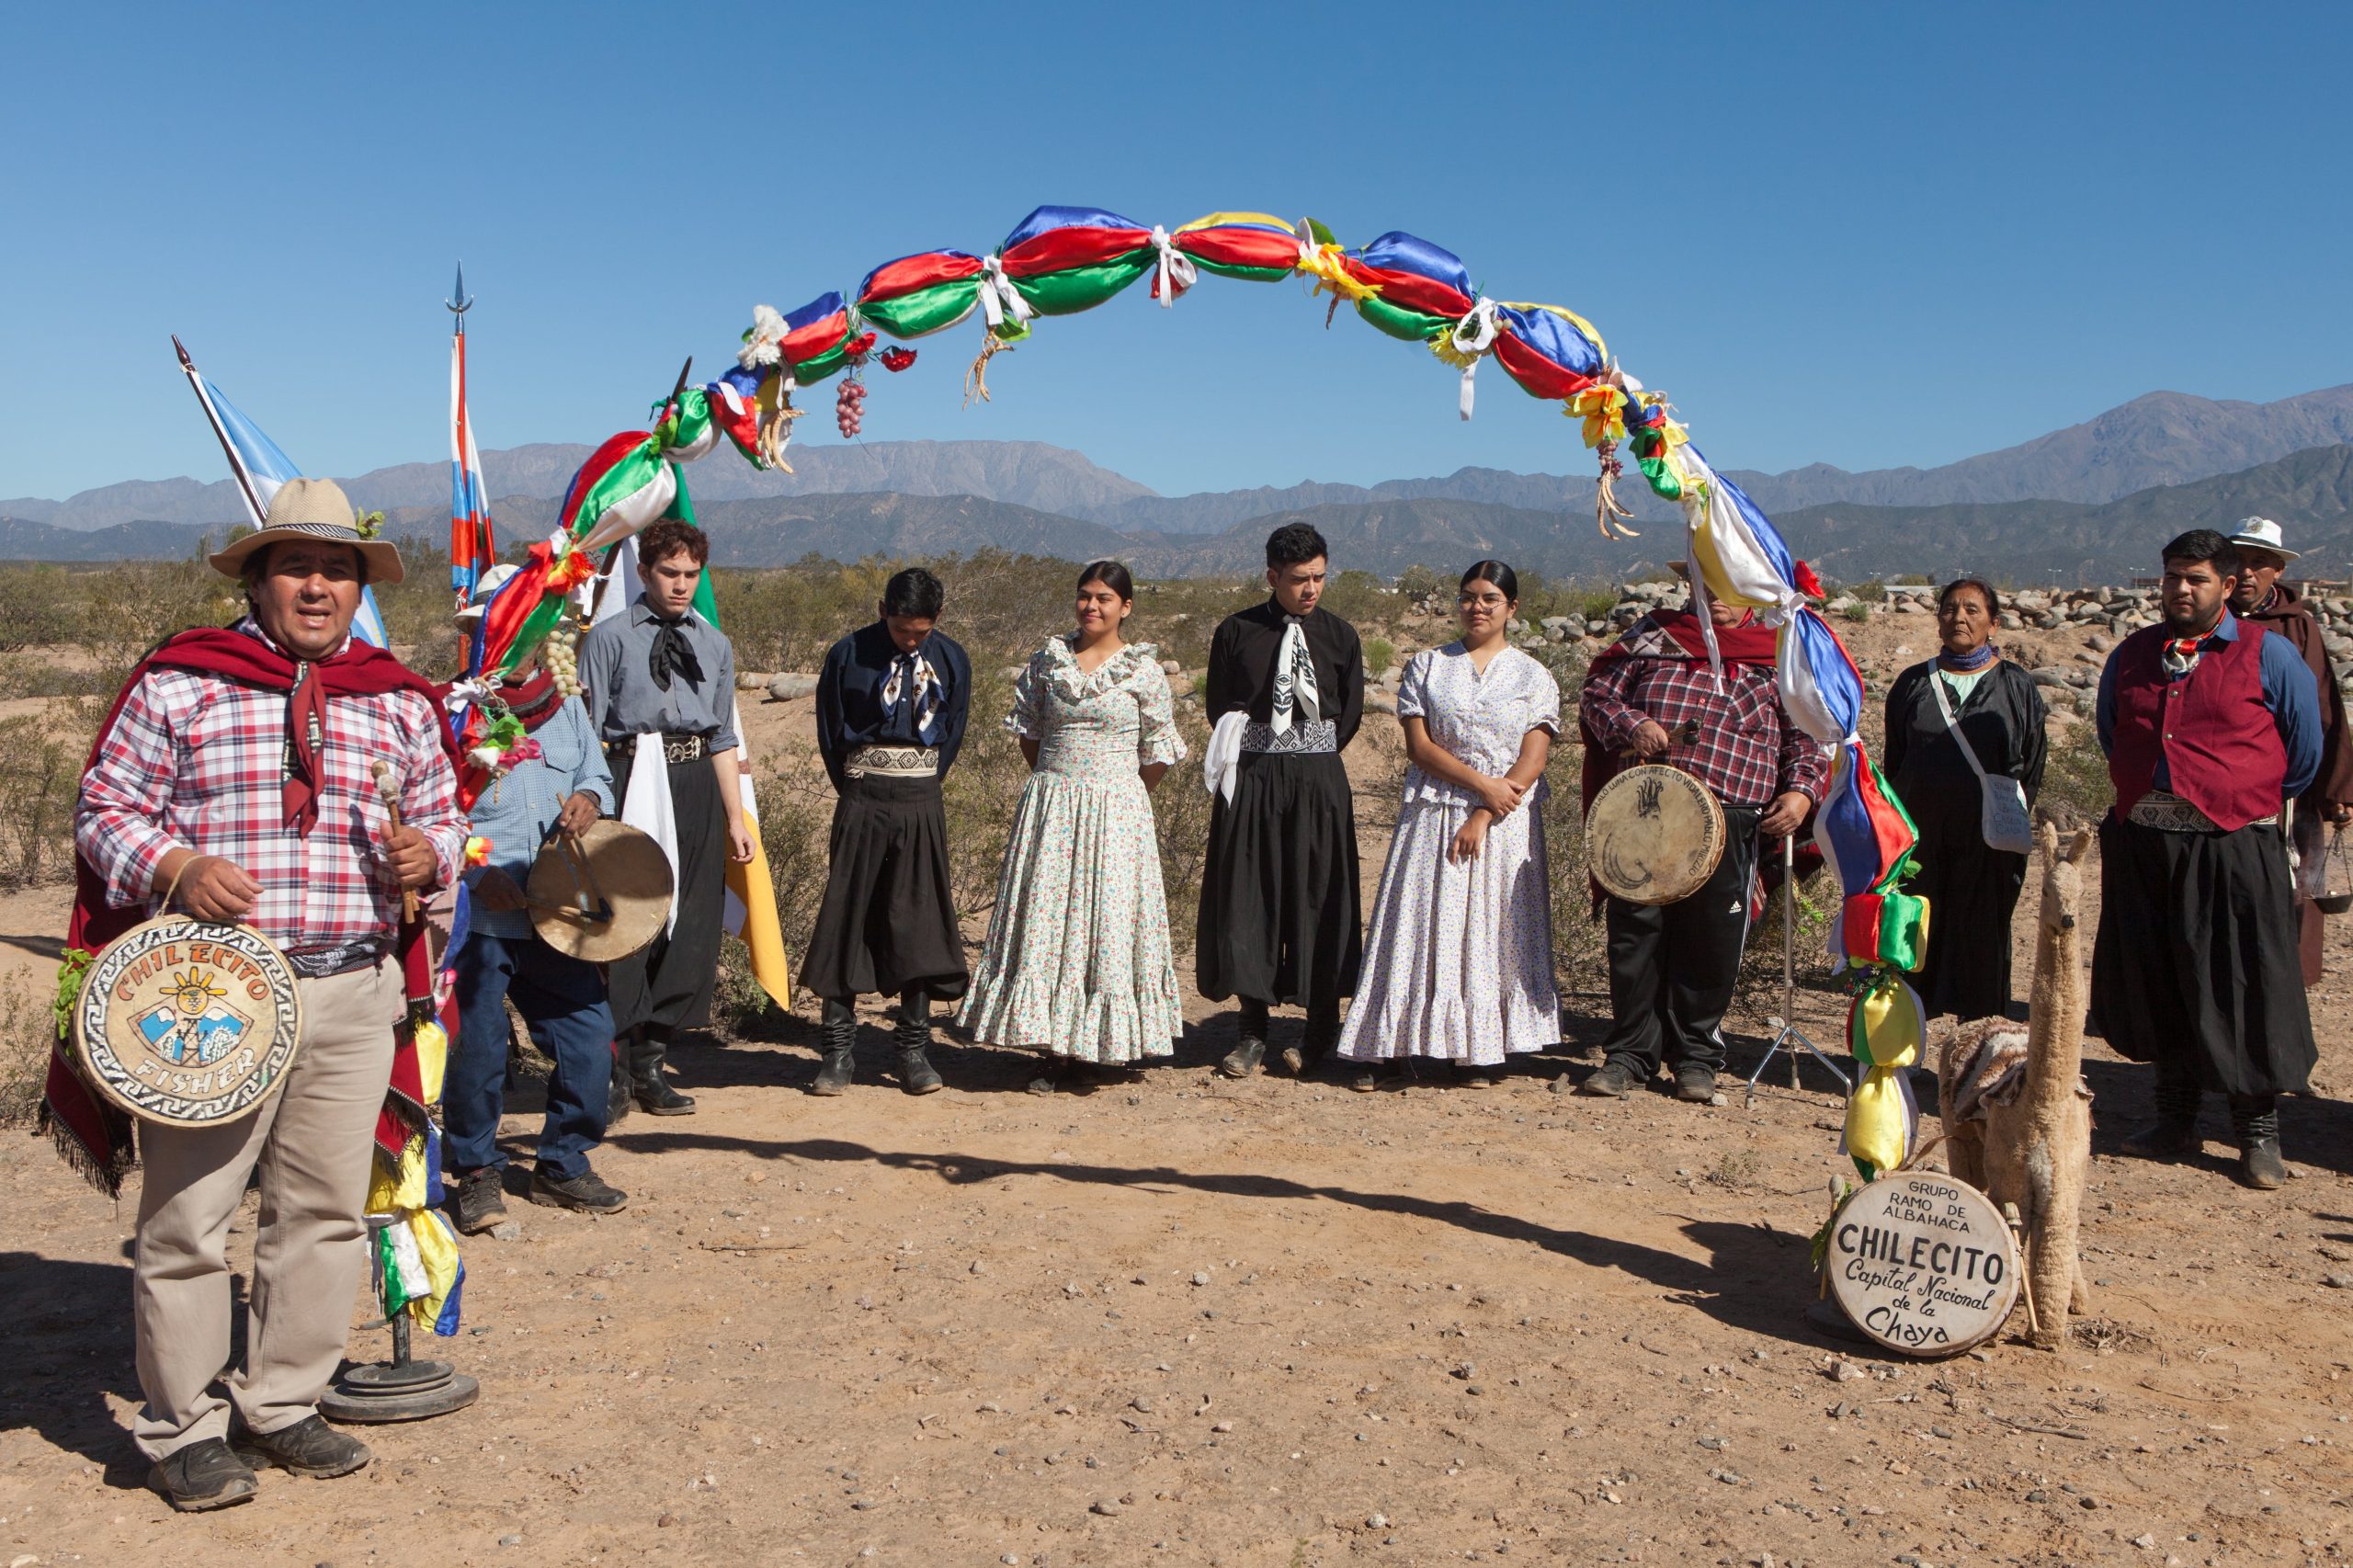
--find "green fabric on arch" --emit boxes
[861,278,981,340]
[1010,252,1155,316]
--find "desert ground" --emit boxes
[5,591,2353,1568]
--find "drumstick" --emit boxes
[369,761,420,925]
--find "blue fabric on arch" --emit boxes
[1495,304,1606,379]
[1354,231,1474,296]
[1000,206,1148,247]
[1792,608,1862,739]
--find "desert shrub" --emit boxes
[2036,715,2114,824]
[1847,580,1888,604]
[1151,701,1216,957]
[0,981,49,1128]
[1361,637,1397,678]
[1577,587,1621,622]
[1318,569,1390,626]
[1843,602,1872,624]
[1394,563,1442,600]
[0,566,80,653]
[73,562,233,687]
[0,712,92,890]
[0,654,110,700]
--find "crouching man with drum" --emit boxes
[1576,576,1825,1102]
[44,480,464,1510]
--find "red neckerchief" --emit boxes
[494,667,565,733]
[40,624,462,1196]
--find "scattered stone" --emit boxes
[1189,1271,1211,1287]
[2132,1534,2156,1550]
[1212,1420,1233,1432]
[970,1259,987,1275]
[1091,1498,1123,1517]
[1829,1358,1866,1382]
[1366,1512,1390,1529]
[498,1536,523,1548]
[766,673,819,702]
[2325,1272,2353,1289]
[1131,1395,1154,1414]
[489,1221,522,1242]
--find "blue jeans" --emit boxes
[444,931,616,1183]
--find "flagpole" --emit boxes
[172,335,267,528]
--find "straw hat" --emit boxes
[453,563,519,623]
[206,478,406,584]
[2224,516,2300,562]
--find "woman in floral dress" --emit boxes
[1339,560,1562,1087]
[959,562,1188,1088]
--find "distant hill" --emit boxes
[13,441,2353,587]
[20,382,2353,538]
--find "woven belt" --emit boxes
[1240,719,1337,756]
[610,733,709,764]
[2127,790,2278,834]
[846,744,938,778]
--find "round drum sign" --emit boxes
[1824,1172,2020,1357]
[73,916,303,1128]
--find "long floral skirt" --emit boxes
[957,769,1183,1062]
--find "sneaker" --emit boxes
[1218,1038,1266,1079]
[1578,1062,1636,1097]
[1349,1064,1383,1093]
[450,1168,507,1236]
[151,1437,257,1511]
[530,1168,630,1214]
[1673,1065,1719,1103]
[232,1415,371,1480]
[2239,1138,2287,1191]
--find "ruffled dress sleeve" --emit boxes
[1006,642,1053,739]
[1135,653,1188,767]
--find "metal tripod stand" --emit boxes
[1745,835,1852,1106]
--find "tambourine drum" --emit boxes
[528,819,674,964]
[73,916,303,1127]
[1585,763,1726,906]
[1824,1171,2022,1357]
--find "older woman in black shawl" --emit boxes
[1881,578,2049,1020]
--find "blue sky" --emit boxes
[6,0,2348,502]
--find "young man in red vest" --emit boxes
[2093,528,2322,1190]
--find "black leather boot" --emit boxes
[606,1034,635,1125]
[631,1028,696,1116]
[1221,999,1269,1078]
[813,1000,857,1096]
[894,990,943,1095]
[2230,1094,2286,1190]
[2121,1069,2200,1160]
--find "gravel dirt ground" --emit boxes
[6,604,2353,1568]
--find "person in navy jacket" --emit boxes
[2093,528,2321,1191]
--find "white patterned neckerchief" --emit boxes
[881,650,942,741]
[1268,616,1323,734]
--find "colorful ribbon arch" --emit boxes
[469,203,1931,1176]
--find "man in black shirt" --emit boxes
[801,567,973,1095]
[1199,523,1366,1078]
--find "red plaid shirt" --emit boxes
[1581,641,1829,810]
[76,621,465,952]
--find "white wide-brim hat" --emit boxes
[206,477,406,584]
[2225,516,2300,562]
[454,562,521,623]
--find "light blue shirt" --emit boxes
[462,695,616,940]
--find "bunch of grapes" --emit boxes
[541,619,583,698]
[836,375,868,438]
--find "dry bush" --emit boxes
[0,982,50,1128]
[71,561,234,687]
[0,566,80,653]
[0,711,94,891]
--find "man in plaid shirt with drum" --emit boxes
[64,479,464,1511]
[1577,572,1826,1103]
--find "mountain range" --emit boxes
[6,382,2351,582]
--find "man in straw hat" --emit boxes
[440,564,624,1234]
[42,478,466,1509]
[1577,562,1825,1103]
[2223,517,2353,984]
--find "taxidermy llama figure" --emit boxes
[1937,821,2095,1348]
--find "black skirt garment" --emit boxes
[798,773,969,1004]
[1195,750,1361,1008]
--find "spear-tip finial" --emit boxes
[447,261,473,316]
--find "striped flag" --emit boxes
[449,315,494,605]
[173,336,390,648]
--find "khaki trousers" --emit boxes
[131,962,401,1460]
